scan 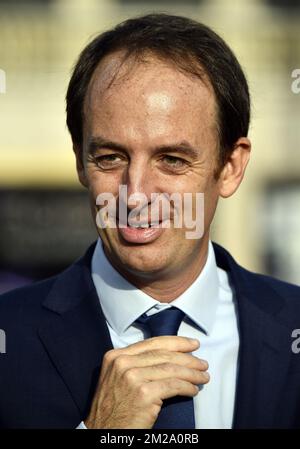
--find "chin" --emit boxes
[115,243,170,276]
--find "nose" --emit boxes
[122,157,155,212]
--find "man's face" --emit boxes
[79,52,222,279]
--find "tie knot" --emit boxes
[137,307,185,337]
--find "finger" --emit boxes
[140,378,200,402]
[110,336,200,358]
[122,351,208,371]
[124,363,210,386]
[105,351,208,382]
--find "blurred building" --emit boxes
[0,0,299,292]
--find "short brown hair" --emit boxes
[66,13,250,168]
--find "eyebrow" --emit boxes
[88,136,200,159]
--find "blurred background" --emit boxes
[0,0,299,293]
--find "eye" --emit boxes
[161,155,187,169]
[94,154,124,169]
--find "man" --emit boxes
[0,13,300,429]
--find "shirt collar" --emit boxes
[91,238,219,336]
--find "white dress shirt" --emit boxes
[77,238,239,429]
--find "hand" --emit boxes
[84,336,209,429]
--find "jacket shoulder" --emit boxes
[245,269,300,296]
[213,241,300,306]
[0,275,58,321]
[239,266,300,311]
[0,242,96,325]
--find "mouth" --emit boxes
[116,219,167,244]
[126,221,161,228]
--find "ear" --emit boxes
[218,137,251,198]
[73,143,88,188]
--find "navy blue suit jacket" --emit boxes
[0,241,300,428]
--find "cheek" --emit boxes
[186,174,218,228]
[86,168,121,198]
[203,186,219,226]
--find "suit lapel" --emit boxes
[213,243,291,428]
[38,243,114,418]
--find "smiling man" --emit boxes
[0,14,300,429]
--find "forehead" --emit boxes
[83,51,217,147]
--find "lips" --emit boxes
[116,214,169,227]
[117,219,167,244]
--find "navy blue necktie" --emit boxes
[137,307,195,429]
